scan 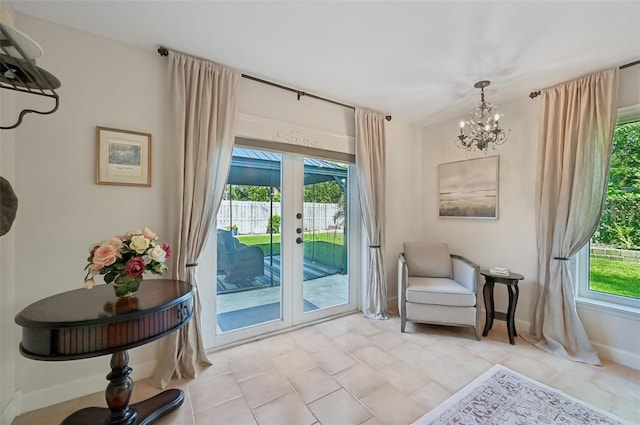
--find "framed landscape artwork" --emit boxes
[438,155,499,219]
[96,127,151,187]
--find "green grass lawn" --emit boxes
[590,257,640,299]
[238,232,345,269]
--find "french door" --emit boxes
[213,146,358,346]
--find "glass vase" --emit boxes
[113,276,142,298]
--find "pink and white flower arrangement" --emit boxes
[84,227,170,296]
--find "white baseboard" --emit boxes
[0,391,20,425]
[592,341,640,371]
[18,360,157,415]
[512,316,639,371]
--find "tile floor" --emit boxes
[12,314,640,425]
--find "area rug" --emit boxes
[412,364,632,425]
[217,300,318,332]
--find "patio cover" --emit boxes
[228,147,347,187]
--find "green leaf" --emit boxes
[104,271,118,283]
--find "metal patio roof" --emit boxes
[228,147,347,187]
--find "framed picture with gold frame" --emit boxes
[96,127,151,187]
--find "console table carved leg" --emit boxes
[482,280,495,337]
[61,350,184,425]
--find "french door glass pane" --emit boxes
[301,157,349,311]
[215,147,282,333]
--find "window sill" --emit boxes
[576,297,640,319]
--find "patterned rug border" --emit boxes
[412,364,632,425]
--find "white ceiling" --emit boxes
[10,1,640,127]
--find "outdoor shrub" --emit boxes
[594,192,640,249]
[267,214,281,234]
[592,121,640,250]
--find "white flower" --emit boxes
[84,278,95,289]
[147,245,167,262]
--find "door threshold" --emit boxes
[207,309,360,353]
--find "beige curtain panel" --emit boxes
[152,50,240,388]
[355,108,388,320]
[530,67,619,364]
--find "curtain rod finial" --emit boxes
[385,115,392,121]
[529,90,541,99]
[157,47,168,57]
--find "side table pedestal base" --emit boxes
[61,389,184,425]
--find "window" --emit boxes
[576,107,640,310]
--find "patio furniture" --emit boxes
[217,229,264,283]
[398,242,481,340]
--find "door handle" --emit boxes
[296,237,304,244]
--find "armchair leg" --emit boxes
[475,324,481,341]
[400,315,406,333]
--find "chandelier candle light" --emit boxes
[456,80,510,152]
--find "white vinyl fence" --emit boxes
[217,200,341,234]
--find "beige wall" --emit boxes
[419,95,540,323]
[6,12,424,417]
[11,13,168,413]
[1,3,18,423]
[419,65,640,369]
[0,92,17,425]
[383,120,423,309]
[0,5,18,423]
[5,9,637,420]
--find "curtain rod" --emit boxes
[528,59,640,99]
[157,46,392,121]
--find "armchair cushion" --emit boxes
[403,242,452,278]
[406,277,476,307]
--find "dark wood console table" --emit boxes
[480,270,524,345]
[15,279,194,425]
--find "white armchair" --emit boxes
[398,242,481,340]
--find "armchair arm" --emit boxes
[398,253,408,316]
[451,254,479,293]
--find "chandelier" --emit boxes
[456,80,509,152]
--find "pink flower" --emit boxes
[142,227,157,240]
[92,244,118,269]
[107,237,123,250]
[125,257,145,277]
[162,243,171,258]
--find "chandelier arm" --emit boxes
[455,80,510,152]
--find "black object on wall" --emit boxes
[0,176,18,236]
